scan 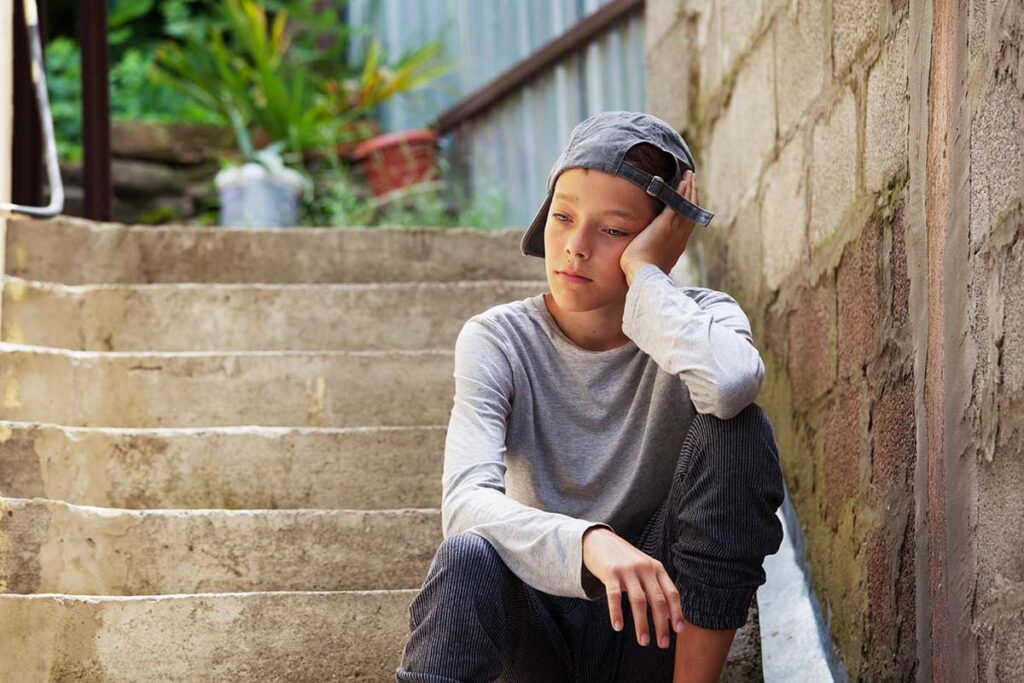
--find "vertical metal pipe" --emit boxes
[12,0,45,207]
[2,0,14,325]
[79,0,111,221]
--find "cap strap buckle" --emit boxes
[645,174,665,197]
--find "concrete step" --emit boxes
[0,589,416,681]
[0,421,444,510]
[0,343,453,428]
[0,496,441,595]
[0,212,769,679]
[0,589,763,681]
[6,216,544,285]
[1,275,545,352]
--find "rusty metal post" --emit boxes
[79,0,111,220]
[12,0,46,207]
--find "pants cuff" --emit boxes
[675,578,756,630]
[395,666,462,683]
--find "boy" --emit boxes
[396,111,785,682]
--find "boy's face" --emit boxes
[543,167,659,311]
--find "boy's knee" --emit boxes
[667,407,786,629]
[412,532,508,620]
[434,531,504,574]
[693,403,781,485]
[693,402,775,450]
[673,402,785,558]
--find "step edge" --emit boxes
[0,419,447,435]
[1,495,442,516]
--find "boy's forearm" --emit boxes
[620,261,764,418]
[672,618,736,683]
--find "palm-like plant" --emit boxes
[323,36,454,120]
[153,0,335,157]
[153,0,456,158]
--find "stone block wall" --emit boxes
[647,0,1023,679]
[57,121,232,225]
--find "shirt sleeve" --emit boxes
[621,263,765,419]
[441,319,614,600]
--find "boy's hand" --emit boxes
[582,526,685,649]
[620,171,700,285]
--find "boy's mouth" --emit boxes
[556,270,592,283]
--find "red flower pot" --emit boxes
[350,129,441,198]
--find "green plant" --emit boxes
[106,0,157,48]
[221,105,314,198]
[154,0,338,159]
[301,155,506,230]
[44,0,226,163]
[45,37,84,162]
[160,0,229,43]
[153,0,457,157]
[321,35,455,142]
[375,182,506,229]
[301,162,377,227]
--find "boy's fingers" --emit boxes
[625,578,650,645]
[642,573,672,648]
[658,571,685,633]
[606,582,624,632]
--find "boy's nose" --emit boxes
[565,230,592,256]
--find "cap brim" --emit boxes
[520,192,551,258]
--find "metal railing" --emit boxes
[1,0,63,218]
[347,0,646,229]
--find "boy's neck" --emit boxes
[542,293,632,352]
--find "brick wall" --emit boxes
[646,0,1024,679]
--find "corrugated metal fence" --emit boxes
[345,0,646,229]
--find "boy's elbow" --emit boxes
[440,491,463,539]
[441,503,461,539]
[440,489,479,539]
[697,359,765,420]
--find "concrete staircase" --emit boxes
[0,216,761,681]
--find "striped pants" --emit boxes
[396,402,785,683]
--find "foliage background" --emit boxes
[40,0,503,229]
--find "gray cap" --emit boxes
[520,110,714,258]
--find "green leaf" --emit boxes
[109,0,155,28]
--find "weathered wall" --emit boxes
[647,0,1023,680]
[59,121,230,225]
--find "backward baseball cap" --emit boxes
[520,110,714,258]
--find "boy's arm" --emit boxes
[442,319,613,600]
[621,263,764,419]
[673,619,737,683]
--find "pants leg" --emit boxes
[577,402,786,683]
[652,401,786,630]
[396,530,579,683]
[399,403,785,683]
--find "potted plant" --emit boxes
[214,110,309,227]
[153,0,456,225]
[153,0,336,225]
[350,128,441,199]
[328,36,454,197]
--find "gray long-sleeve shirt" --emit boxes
[440,263,764,600]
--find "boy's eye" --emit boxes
[552,214,629,237]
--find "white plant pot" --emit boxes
[215,162,306,228]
